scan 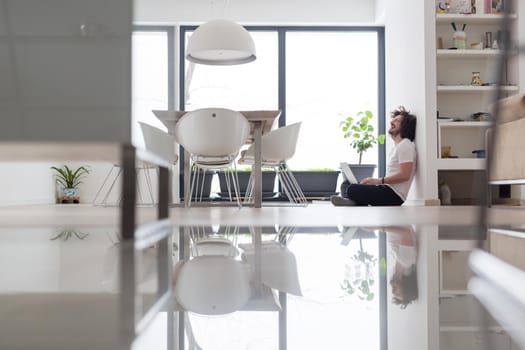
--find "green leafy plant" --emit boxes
[340,110,386,164]
[50,165,90,189]
[304,168,337,172]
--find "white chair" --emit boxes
[174,108,250,207]
[93,123,178,206]
[238,122,307,206]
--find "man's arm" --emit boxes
[360,162,414,185]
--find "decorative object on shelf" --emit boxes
[490,0,504,14]
[438,180,452,205]
[186,19,256,66]
[470,42,483,50]
[472,149,486,158]
[449,0,472,13]
[475,0,485,13]
[471,0,477,13]
[469,111,492,121]
[470,71,482,86]
[50,165,90,204]
[441,146,452,158]
[451,23,467,49]
[484,32,493,49]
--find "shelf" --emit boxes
[440,326,505,333]
[438,121,493,127]
[437,158,486,170]
[437,49,504,58]
[437,85,519,93]
[436,13,517,23]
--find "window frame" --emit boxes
[179,25,385,175]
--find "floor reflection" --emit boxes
[2,224,521,350]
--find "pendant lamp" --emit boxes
[186,19,256,65]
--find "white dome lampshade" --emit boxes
[186,19,256,65]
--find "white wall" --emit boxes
[0,163,56,206]
[135,0,376,24]
[382,0,438,204]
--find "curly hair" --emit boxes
[391,106,417,141]
[390,264,418,309]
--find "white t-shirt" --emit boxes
[386,138,416,201]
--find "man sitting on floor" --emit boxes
[331,106,417,206]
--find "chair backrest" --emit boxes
[245,122,302,162]
[139,122,178,164]
[174,108,250,157]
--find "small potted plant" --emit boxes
[340,110,385,181]
[51,165,90,204]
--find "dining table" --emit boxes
[153,110,281,208]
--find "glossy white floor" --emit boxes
[1,203,524,350]
[0,202,523,227]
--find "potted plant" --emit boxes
[217,167,276,199]
[289,168,340,199]
[340,110,385,181]
[51,165,90,204]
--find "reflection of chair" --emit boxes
[238,122,307,206]
[93,123,178,206]
[239,226,302,296]
[174,255,251,315]
[174,108,250,207]
[175,226,250,315]
[189,225,239,257]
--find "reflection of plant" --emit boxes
[50,229,89,241]
[341,238,377,301]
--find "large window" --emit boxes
[182,31,278,111]
[132,27,173,146]
[285,31,380,171]
[180,26,384,173]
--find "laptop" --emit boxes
[339,162,359,184]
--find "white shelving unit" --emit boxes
[436,14,517,24]
[435,11,519,205]
[437,121,492,163]
[437,85,519,92]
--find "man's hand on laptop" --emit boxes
[361,177,382,185]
